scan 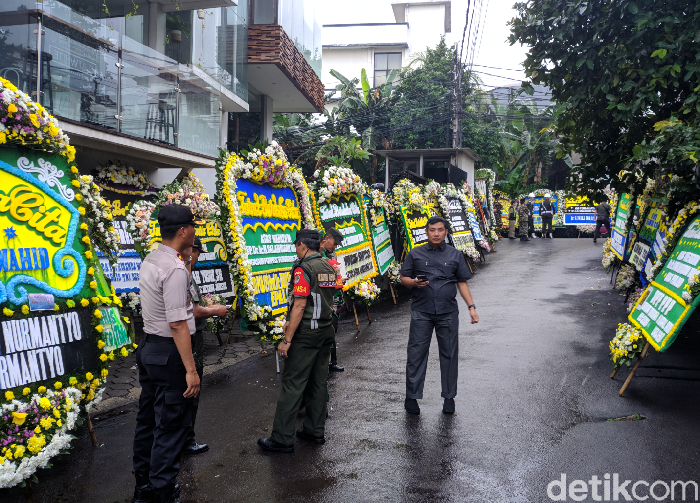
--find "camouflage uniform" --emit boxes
[518,203,530,238]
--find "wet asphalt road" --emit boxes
[6,238,700,503]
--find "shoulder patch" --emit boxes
[292,268,310,296]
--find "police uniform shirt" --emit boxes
[139,243,196,336]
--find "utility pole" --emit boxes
[452,47,462,149]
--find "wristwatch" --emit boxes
[468,304,476,310]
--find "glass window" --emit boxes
[253,0,277,24]
[374,52,401,87]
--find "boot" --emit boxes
[132,472,154,503]
[155,485,181,503]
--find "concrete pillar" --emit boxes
[148,1,166,55]
[220,110,228,151]
[260,94,273,142]
[384,156,390,192]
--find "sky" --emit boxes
[321,0,529,89]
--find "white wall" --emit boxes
[323,23,408,47]
[406,3,447,57]
[323,47,378,89]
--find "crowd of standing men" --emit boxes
[128,204,481,503]
[507,193,556,241]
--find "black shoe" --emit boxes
[404,398,420,414]
[154,486,180,503]
[509,237,516,239]
[257,437,294,453]
[182,439,209,455]
[132,472,154,503]
[296,428,325,444]
[523,237,530,241]
[593,239,597,243]
[329,363,344,372]
[443,398,455,414]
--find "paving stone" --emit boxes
[105,389,128,397]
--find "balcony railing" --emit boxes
[0,0,248,158]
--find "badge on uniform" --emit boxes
[317,272,336,288]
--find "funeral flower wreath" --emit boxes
[348,278,381,306]
[312,165,366,204]
[0,88,136,488]
[216,142,315,344]
[126,174,221,257]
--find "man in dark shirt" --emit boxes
[593,198,612,243]
[399,216,479,415]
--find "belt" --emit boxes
[144,333,176,344]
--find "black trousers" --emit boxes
[186,330,205,443]
[133,334,193,490]
[594,219,610,239]
[541,216,553,236]
[406,310,460,399]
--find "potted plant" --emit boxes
[166,13,191,43]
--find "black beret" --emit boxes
[325,227,343,245]
[158,204,195,227]
[295,229,321,243]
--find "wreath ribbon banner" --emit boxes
[313,192,378,290]
[628,212,700,352]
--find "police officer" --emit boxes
[539,193,555,239]
[182,237,229,456]
[258,229,337,452]
[132,204,198,503]
[320,228,344,372]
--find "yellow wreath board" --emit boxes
[311,192,378,291]
[399,205,433,250]
[0,147,133,488]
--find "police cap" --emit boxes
[158,204,196,227]
[294,229,321,244]
[325,227,344,246]
[192,237,204,252]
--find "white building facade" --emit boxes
[322,0,452,107]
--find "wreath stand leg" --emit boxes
[352,303,360,332]
[466,255,476,274]
[24,482,34,503]
[343,291,352,312]
[87,415,98,446]
[389,283,397,305]
[366,305,372,323]
[221,310,238,358]
[215,328,223,346]
[618,342,651,396]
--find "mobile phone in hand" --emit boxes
[415,274,427,281]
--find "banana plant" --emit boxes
[328,68,398,150]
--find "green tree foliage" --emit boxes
[328,68,398,150]
[388,39,455,150]
[509,0,700,200]
[389,39,521,172]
